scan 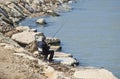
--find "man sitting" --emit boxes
[36,36,54,62]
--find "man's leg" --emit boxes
[48,50,54,61]
[44,54,48,61]
[42,50,49,61]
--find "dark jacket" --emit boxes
[37,40,50,54]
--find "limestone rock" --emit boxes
[0,43,16,50]
[30,28,37,32]
[53,57,79,66]
[7,2,24,18]
[0,42,28,54]
[12,31,43,44]
[44,66,64,79]
[46,37,61,46]
[0,33,20,47]
[14,47,28,53]
[15,26,30,31]
[50,45,61,51]
[36,18,47,25]
[57,3,72,12]
[73,68,118,79]
[25,40,38,53]
[47,10,60,16]
[25,3,35,13]
[12,31,35,44]
[0,20,14,33]
[44,66,57,79]
[54,52,72,58]
[33,51,39,56]
[16,26,37,32]
[4,29,20,37]
[32,0,43,4]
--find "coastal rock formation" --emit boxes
[11,26,62,51]
[11,30,44,53]
[0,31,118,79]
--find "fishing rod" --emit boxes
[52,20,66,38]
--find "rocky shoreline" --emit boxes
[0,0,118,79]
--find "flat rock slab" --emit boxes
[33,51,78,66]
[12,31,43,44]
[54,52,79,66]
[54,52,72,57]
[73,68,117,79]
[53,57,78,66]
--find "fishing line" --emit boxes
[52,19,66,38]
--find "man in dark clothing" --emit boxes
[37,36,54,62]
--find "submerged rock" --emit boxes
[36,18,47,25]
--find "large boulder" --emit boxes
[73,68,117,79]
[12,31,43,45]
